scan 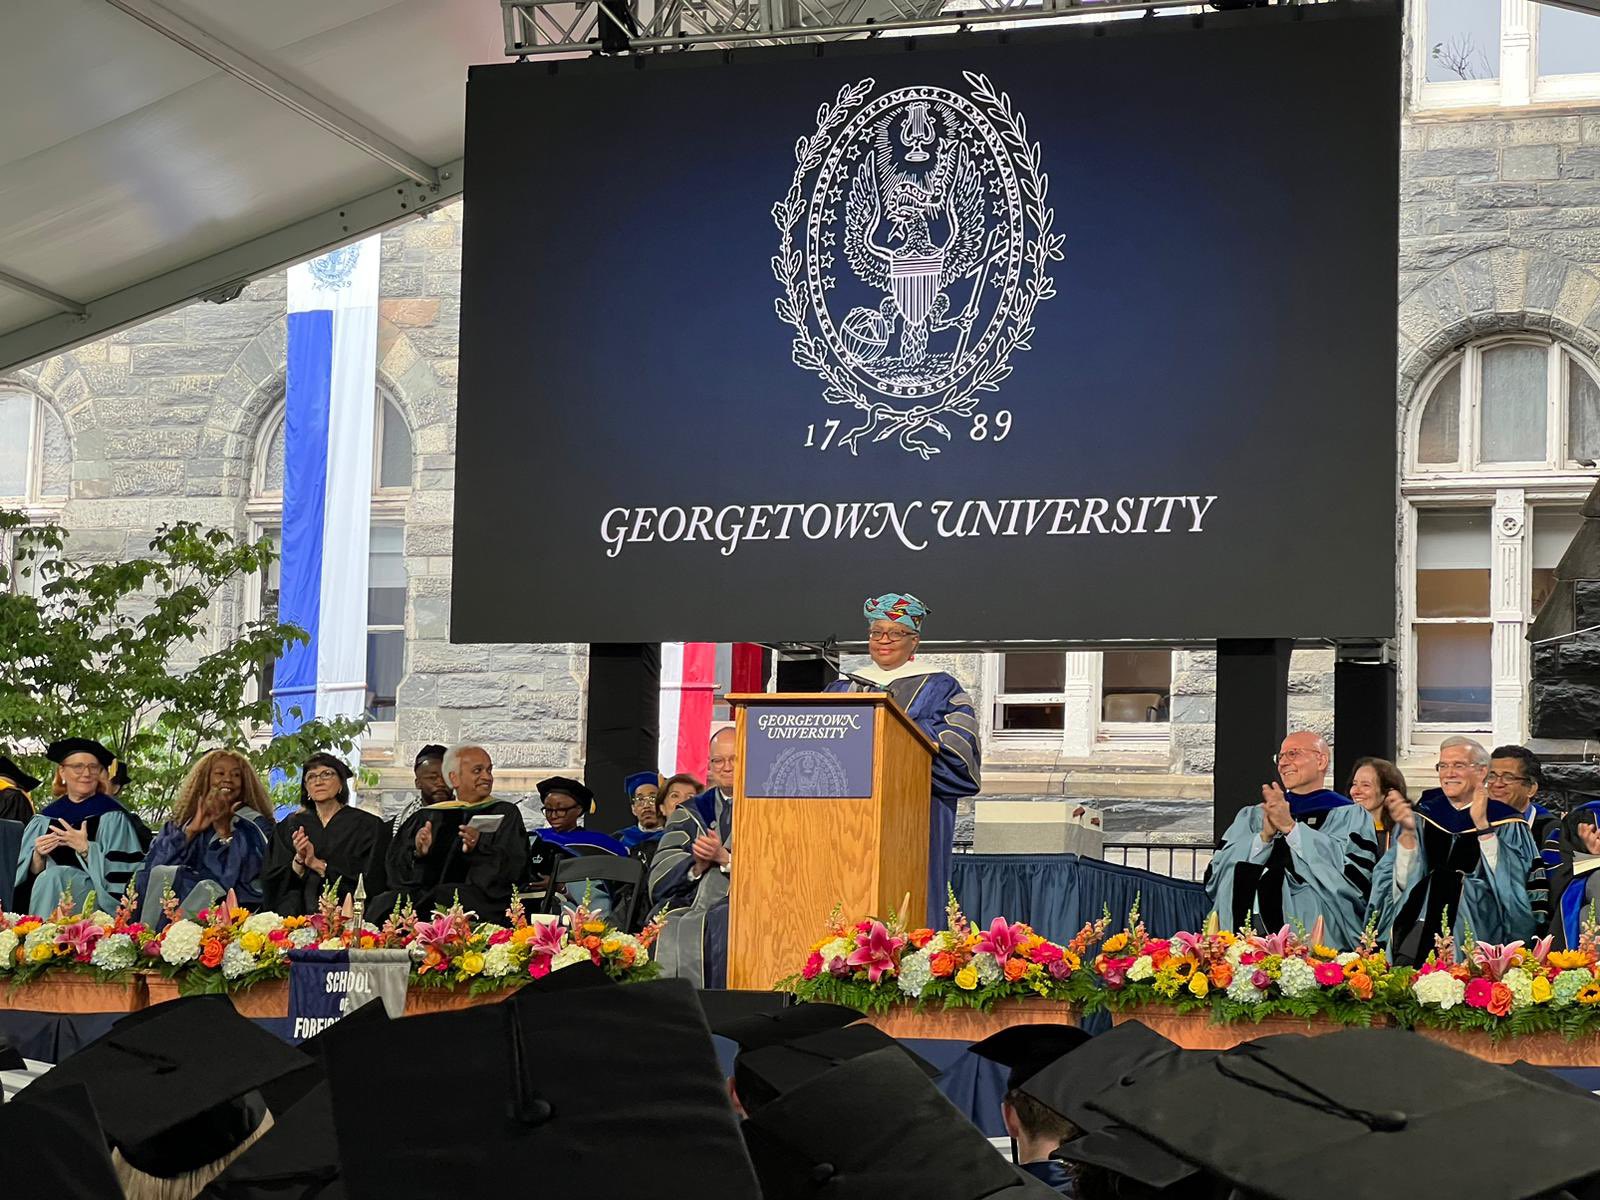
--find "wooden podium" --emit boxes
[724,691,937,991]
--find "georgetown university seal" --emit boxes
[773,74,1062,458]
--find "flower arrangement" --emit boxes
[0,888,149,985]
[779,889,1102,1013]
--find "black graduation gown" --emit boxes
[374,799,530,920]
[263,804,390,917]
[0,786,34,825]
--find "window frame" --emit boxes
[1413,0,1600,112]
[983,650,1174,758]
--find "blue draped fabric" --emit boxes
[951,853,1209,942]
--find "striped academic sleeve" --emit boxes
[927,684,981,801]
[1528,859,1552,935]
[1343,826,1381,899]
[96,811,149,903]
[647,802,707,914]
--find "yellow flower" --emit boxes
[601,938,621,955]
[1215,930,1236,947]
[239,932,265,955]
[1532,975,1553,1004]
[582,921,606,935]
[512,926,538,945]
[1102,933,1129,954]
[955,965,979,990]
[29,943,52,963]
[459,952,486,976]
[1312,944,1338,961]
[1550,950,1592,970]
[1188,972,1210,998]
[1578,982,1600,1006]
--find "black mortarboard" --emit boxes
[200,1081,342,1200]
[712,999,861,1051]
[258,996,394,1115]
[45,737,115,767]
[110,756,130,787]
[735,1023,942,1113]
[26,994,312,1178]
[501,957,615,1001]
[1091,1028,1600,1200]
[743,1048,1059,1199]
[1030,1021,1204,1191]
[326,978,760,1197]
[0,1032,21,1070]
[969,1022,1091,1092]
[1,1082,124,1200]
[537,774,596,813]
[696,987,790,1032]
[413,743,447,768]
[0,752,40,792]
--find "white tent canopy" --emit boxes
[0,0,505,373]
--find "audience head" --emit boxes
[537,776,594,833]
[1437,735,1490,802]
[1275,731,1330,794]
[659,773,703,818]
[1488,744,1543,814]
[104,758,130,800]
[970,1024,1089,1164]
[413,744,452,806]
[176,750,272,826]
[0,752,41,796]
[46,738,116,801]
[865,591,927,670]
[625,771,662,830]
[707,728,737,793]
[1347,756,1407,816]
[443,745,494,803]
[299,753,353,809]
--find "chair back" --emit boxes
[553,852,648,931]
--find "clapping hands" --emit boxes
[1259,783,1294,842]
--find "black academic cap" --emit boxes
[44,737,114,767]
[0,1082,124,1200]
[1503,1058,1600,1101]
[0,1032,21,1070]
[26,994,312,1178]
[1029,1021,1204,1191]
[536,774,596,812]
[1092,1028,1600,1200]
[501,957,615,1001]
[743,1048,1059,1199]
[696,987,789,1032]
[413,743,447,768]
[200,1081,343,1200]
[712,999,862,1051]
[326,978,760,1198]
[969,1022,1092,1092]
[258,997,394,1115]
[735,1023,942,1113]
[0,752,40,792]
[110,756,130,787]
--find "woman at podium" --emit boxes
[826,593,981,918]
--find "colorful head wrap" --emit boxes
[864,592,929,632]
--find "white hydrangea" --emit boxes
[90,911,115,929]
[1412,970,1467,1010]
[222,941,258,980]
[22,924,58,954]
[1127,956,1156,983]
[551,944,592,971]
[89,932,136,972]
[1226,972,1267,1005]
[1503,970,1535,1011]
[1225,941,1247,969]
[1277,956,1318,999]
[316,938,345,951]
[288,927,319,949]
[926,931,955,954]
[241,912,284,936]
[0,929,19,971]
[897,949,933,998]
[483,943,518,978]
[820,937,854,963]
[160,920,203,966]
[974,953,1003,986]
[1335,952,1359,967]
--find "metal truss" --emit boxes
[500,0,1240,56]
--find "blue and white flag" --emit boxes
[274,236,381,760]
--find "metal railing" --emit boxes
[1100,841,1212,883]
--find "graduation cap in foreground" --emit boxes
[696,987,790,1033]
[199,1081,342,1200]
[1,1082,124,1200]
[257,996,394,1116]
[25,995,310,1180]
[326,977,759,1198]
[0,752,40,792]
[734,1022,942,1113]
[1091,1028,1600,1200]
[743,1048,1059,1199]
[969,1022,1092,1092]
[0,1031,22,1071]
[1029,1021,1206,1191]
[711,999,861,1052]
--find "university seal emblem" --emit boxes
[773,74,1062,457]
[308,243,363,290]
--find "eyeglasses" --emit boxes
[1273,750,1317,764]
[631,795,658,806]
[1434,762,1480,775]
[60,761,103,774]
[708,756,737,769]
[542,804,580,817]
[867,629,914,643]
[1486,772,1530,785]
[304,769,341,783]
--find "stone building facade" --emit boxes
[4,5,1600,833]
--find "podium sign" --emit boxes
[744,705,876,799]
[726,692,935,990]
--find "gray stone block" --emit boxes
[1455,183,1540,209]
[111,461,187,496]
[1169,695,1215,725]
[1406,148,1498,179]
[1563,147,1600,180]
[1532,676,1600,739]
[437,676,510,709]
[413,596,451,640]
[1504,145,1559,181]
[129,342,240,376]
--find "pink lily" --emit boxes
[1470,940,1525,982]
[976,917,1028,961]
[1247,925,1296,958]
[58,919,104,962]
[411,915,458,949]
[1529,936,1554,967]
[846,920,905,984]
[1171,931,1205,958]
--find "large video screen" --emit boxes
[454,5,1400,644]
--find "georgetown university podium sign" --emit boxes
[743,704,877,800]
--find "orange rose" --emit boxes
[1149,946,1170,970]
[200,940,225,969]
[930,951,956,978]
[1488,981,1514,1018]
[1449,963,1472,981]
[583,935,602,952]
[1004,957,1029,982]
[1209,962,1234,989]
[1347,972,1374,1001]
[910,928,935,949]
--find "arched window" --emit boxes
[0,390,69,506]
[247,392,413,734]
[1403,335,1600,751]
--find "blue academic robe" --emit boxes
[613,824,667,853]
[647,788,732,987]
[537,828,627,856]
[825,666,981,919]
[135,817,269,910]
[1554,798,1600,948]
[1203,790,1373,948]
[13,794,147,917]
[1370,789,1539,963]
